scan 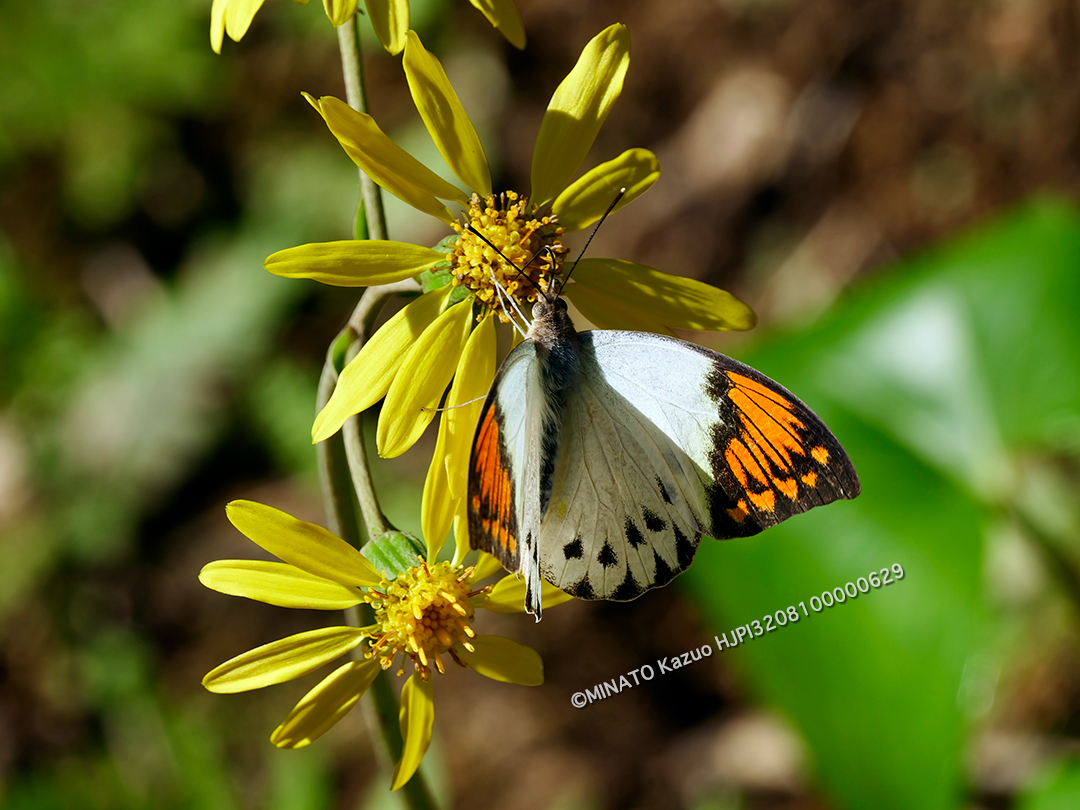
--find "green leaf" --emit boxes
[1017,760,1080,810]
[418,263,454,294]
[682,198,1080,810]
[361,532,428,580]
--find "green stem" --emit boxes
[336,15,388,242]
[328,22,433,802]
[321,288,437,808]
[320,317,437,810]
[340,279,421,538]
[316,336,364,549]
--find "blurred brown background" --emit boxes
[3,0,1080,808]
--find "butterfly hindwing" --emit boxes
[537,375,705,601]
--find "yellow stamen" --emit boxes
[361,559,477,678]
[450,193,568,324]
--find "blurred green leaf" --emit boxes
[682,198,1080,810]
[1017,760,1080,810]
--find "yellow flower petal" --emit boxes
[226,500,383,588]
[420,306,496,564]
[364,0,408,54]
[265,240,446,287]
[565,259,758,335]
[224,0,266,45]
[469,550,505,582]
[323,0,359,27]
[202,626,367,693]
[482,576,573,614]
[307,94,467,224]
[452,498,471,568]
[552,148,659,232]
[271,660,380,748]
[454,635,543,685]
[467,0,525,48]
[313,287,450,443]
[421,413,456,562]
[530,23,630,208]
[377,298,473,458]
[444,311,497,500]
[404,32,492,197]
[391,675,435,791]
[199,560,363,609]
[210,0,228,53]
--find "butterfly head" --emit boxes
[531,294,567,320]
[526,294,579,352]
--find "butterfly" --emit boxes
[466,289,860,619]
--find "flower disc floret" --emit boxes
[450,192,568,323]
[365,560,482,677]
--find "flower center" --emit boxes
[450,192,567,323]
[363,560,478,678]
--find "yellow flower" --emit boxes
[265,25,756,553]
[200,499,569,788]
[210,0,524,54]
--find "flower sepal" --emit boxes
[361,531,428,581]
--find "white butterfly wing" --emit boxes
[537,330,860,600]
[467,340,552,613]
[537,371,706,600]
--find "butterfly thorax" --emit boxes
[527,297,581,393]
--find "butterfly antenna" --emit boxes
[555,188,626,296]
[491,276,529,338]
[465,225,547,300]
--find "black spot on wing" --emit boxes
[673,524,698,569]
[597,541,618,569]
[566,577,596,600]
[612,567,643,601]
[656,477,672,504]
[643,507,667,532]
[624,518,645,549]
[652,550,675,587]
[706,483,765,540]
[563,537,583,560]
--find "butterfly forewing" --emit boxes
[468,345,536,573]
[586,331,860,541]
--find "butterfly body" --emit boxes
[468,297,860,618]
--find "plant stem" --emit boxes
[340,279,421,538]
[337,16,388,242]
[331,20,435,806]
[316,335,364,549]
[320,288,437,809]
